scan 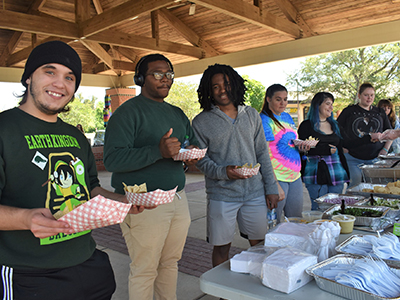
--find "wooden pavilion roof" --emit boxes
[1,0,400,87]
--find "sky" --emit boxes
[0,57,305,111]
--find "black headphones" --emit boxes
[133,54,174,87]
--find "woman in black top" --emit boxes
[298,92,349,210]
[337,83,392,188]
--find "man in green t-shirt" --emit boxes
[104,54,200,300]
[0,41,143,300]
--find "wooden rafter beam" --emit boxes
[113,46,139,63]
[80,0,175,37]
[0,10,79,38]
[92,62,110,74]
[158,7,219,57]
[113,60,136,71]
[0,0,50,66]
[80,40,113,69]
[272,0,315,37]
[92,0,104,14]
[151,10,160,46]
[191,0,301,38]
[88,29,204,58]
[76,0,118,74]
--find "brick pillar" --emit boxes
[91,146,106,171]
[106,88,137,112]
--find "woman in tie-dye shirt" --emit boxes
[260,84,308,223]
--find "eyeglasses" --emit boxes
[145,72,175,80]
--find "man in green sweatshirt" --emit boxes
[103,54,199,300]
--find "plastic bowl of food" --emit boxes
[301,210,323,223]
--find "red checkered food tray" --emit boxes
[59,195,132,233]
[126,186,178,206]
[293,139,319,148]
[232,164,260,176]
[173,148,207,161]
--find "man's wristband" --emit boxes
[383,147,389,152]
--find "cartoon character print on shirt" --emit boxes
[45,152,90,214]
[351,113,381,138]
[40,152,91,245]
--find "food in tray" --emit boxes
[364,196,400,209]
[293,136,319,148]
[305,136,318,142]
[232,163,261,176]
[322,196,360,205]
[332,207,383,217]
[123,182,178,206]
[361,180,400,195]
[122,182,147,193]
[53,199,84,219]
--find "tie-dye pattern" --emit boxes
[260,112,301,182]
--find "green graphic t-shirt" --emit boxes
[0,108,99,269]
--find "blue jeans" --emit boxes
[344,153,377,188]
[276,178,304,223]
[305,183,344,210]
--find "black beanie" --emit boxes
[21,41,82,92]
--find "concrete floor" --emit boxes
[96,171,312,300]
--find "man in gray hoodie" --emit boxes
[192,64,279,267]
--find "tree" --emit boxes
[287,43,400,111]
[59,93,104,132]
[165,81,201,121]
[243,75,266,112]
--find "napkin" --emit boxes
[58,195,132,233]
[126,186,178,206]
[173,148,207,161]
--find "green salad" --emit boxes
[367,197,400,209]
[333,208,383,217]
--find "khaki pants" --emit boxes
[120,190,191,300]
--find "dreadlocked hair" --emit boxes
[197,64,247,111]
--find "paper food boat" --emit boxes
[293,139,319,148]
[126,186,178,206]
[173,148,207,161]
[58,195,132,233]
[232,164,260,176]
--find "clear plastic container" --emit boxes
[301,210,323,223]
[331,215,355,234]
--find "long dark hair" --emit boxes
[261,84,287,129]
[197,64,246,111]
[307,92,342,137]
[378,99,396,128]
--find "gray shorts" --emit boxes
[207,196,267,246]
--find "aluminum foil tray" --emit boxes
[306,254,400,300]
[360,164,400,182]
[315,193,365,211]
[356,198,400,219]
[347,183,400,200]
[335,234,400,268]
[379,155,400,160]
[322,204,391,227]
